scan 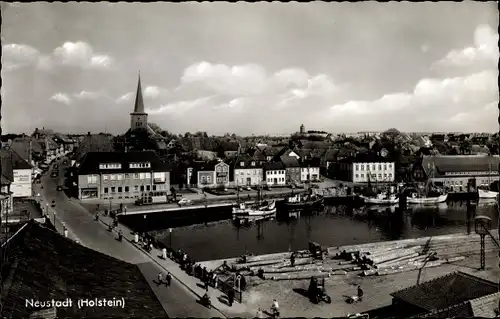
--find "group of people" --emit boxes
[157,271,172,287]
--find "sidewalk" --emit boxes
[98,214,254,318]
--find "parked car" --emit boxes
[50,171,58,178]
[51,200,56,207]
[56,186,63,191]
[245,186,252,191]
[178,198,193,206]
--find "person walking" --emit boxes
[165,272,172,287]
[227,288,235,307]
[162,248,167,260]
[157,272,163,286]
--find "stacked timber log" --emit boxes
[224,232,498,281]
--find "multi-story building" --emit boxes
[192,161,230,189]
[263,162,286,186]
[0,151,14,215]
[335,153,395,183]
[76,151,171,200]
[229,157,264,187]
[0,148,33,197]
[300,160,321,182]
[280,156,301,185]
[422,155,500,192]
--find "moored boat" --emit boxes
[360,194,399,205]
[283,193,324,210]
[232,200,276,217]
[407,192,448,204]
[478,188,498,199]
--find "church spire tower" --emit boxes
[130,72,148,131]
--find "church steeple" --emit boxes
[130,72,148,131]
[133,72,145,114]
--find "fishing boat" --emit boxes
[283,193,324,210]
[477,162,498,199]
[360,193,399,205]
[232,186,276,217]
[407,162,448,205]
[478,188,498,199]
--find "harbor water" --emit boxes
[120,199,499,262]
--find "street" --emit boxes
[36,158,221,318]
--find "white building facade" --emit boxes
[300,167,320,182]
[234,160,263,187]
[264,162,287,186]
[350,161,395,183]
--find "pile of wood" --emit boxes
[224,232,498,281]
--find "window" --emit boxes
[103,175,109,181]
[216,166,222,172]
[99,163,122,169]
[124,174,130,179]
[355,165,359,171]
[110,174,116,181]
[378,174,382,179]
[117,174,123,181]
[129,162,151,169]
[145,173,151,179]
[139,173,146,179]
[372,165,375,171]
[361,165,365,171]
[134,173,139,179]
[384,164,387,170]
[87,175,98,184]
[355,174,359,178]
[240,161,245,167]
[140,185,145,191]
[125,186,129,192]
[104,187,109,194]
[378,165,382,170]
[384,173,387,178]
[251,161,255,166]
[134,185,139,191]
[146,185,151,191]
[201,176,207,183]
[118,187,122,193]
[111,187,116,193]
[152,185,156,191]
[361,174,365,178]
[388,173,392,178]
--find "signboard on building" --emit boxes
[12,169,32,197]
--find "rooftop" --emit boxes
[0,147,33,170]
[422,155,500,177]
[391,271,498,313]
[77,151,170,175]
[0,221,165,319]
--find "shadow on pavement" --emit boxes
[217,295,230,306]
[292,288,308,298]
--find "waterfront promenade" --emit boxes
[35,162,223,318]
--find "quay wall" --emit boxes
[197,230,500,270]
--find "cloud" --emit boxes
[50,41,114,70]
[116,92,135,104]
[325,69,498,131]
[144,86,169,99]
[50,93,72,105]
[147,95,219,116]
[2,41,115,72]
[433,24,499,69]
[2,43,40,71]
[73,91,107,100]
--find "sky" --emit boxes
[1,2,499,135]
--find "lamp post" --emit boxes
[474,215,492,270]
[169,227,172,249]
[143,214,146,233]
[53,212,56,230]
